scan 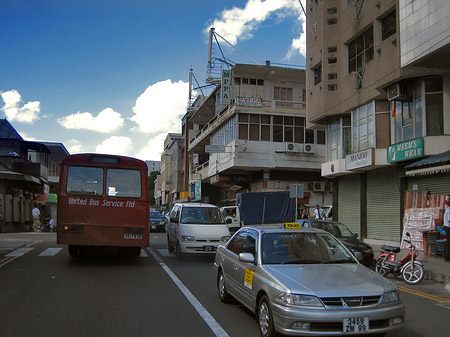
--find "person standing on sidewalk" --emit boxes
[32,204,41,232]
[444,199,450,262]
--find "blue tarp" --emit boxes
[236,191,294,225]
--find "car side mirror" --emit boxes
[353,233,359,238]
[239,252,255,263]
[226,218,232,224]
[170,217,179,224]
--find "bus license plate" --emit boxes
[124,233,143,239]
[343,317,368,334]
[204,245,214,252]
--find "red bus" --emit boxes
[57,153,150,257]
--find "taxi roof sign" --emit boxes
[284,222,301,229]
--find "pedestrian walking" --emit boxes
[32,204,41,232]
[314,205,325,220]
[444,199,450,262]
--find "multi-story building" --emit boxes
[145,160,161,174]
[306,0,449,241]
[0,119,51,232]
[158,133,184,209]
[186,62,331,212]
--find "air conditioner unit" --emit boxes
[285,143,300,153]
[387,83,407,101]
[313,181,325,192]
[303,144,316,154]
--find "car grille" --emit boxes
[196,239,220,243]
[320,296,381,307]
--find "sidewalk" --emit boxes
[366,239,450,284]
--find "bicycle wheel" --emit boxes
[375,259,389,277]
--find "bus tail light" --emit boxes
[63,225,84,233]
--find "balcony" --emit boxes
[12,162,48,181]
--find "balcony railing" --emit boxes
[189,98,306,149]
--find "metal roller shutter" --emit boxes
[338,175,360,234]
[407,174,450,195]
[367,167,401,241]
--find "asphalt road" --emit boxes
[1,232,450,337]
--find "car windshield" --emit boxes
[310,221,354,238]
[261,232,355,265]
[180,207,226,225]
[150,211,162,218]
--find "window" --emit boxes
[327,7,337,14]
[234,77,241,85]
[242,231,256,255]
[328,18,337,25]
[348,27,374,73]
[328,57,337,64]
[382,10,396,40]
[328,84,338,91]
[327,117,351,160]
[328,73,338,80]
[274,87,293,107]
[352,101,375,151]
[67,166,103,195]
[227,231,247,255]
[393,77,442,142]
[313,63,322,85]
[328,46,337,53]
[425,77,443,136]
[106,169,142,198]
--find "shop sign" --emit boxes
[345,148,373,170]
[191,181,202,201]
[205,145,226,153]
[387,138,424,163]
[236,97,263,107]
[221,70,231,104]
[210,174,249,188]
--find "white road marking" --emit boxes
[39,248,62,256]
[140,249,148,257]
[147,247,230,337]
[5,248,34,257]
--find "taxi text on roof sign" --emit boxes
[284,222,301,229]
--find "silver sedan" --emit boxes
[214,225,405,337]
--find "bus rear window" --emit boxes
[67,166,103,195]
[106,169,141,198]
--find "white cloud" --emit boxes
[207,0,305,57]
[96,136,132,156]
[131,79,187,134]
[285,18,306,61]
[136,133,168,161]
[0,89,40,123]
[58,107,124,133]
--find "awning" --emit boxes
[405,150,450,176]
[0,170,41,184]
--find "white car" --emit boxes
[167,203,231,259]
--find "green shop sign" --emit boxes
[387,138,424,163]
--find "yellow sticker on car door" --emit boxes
[244,269,255,289]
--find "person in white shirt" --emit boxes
[32,204,41,232]
[314,205,325,220]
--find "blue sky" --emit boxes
[1,0,306,161]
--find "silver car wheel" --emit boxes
[218,271,232,303]
[258,296,276,337]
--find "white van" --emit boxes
[167,203,231,259]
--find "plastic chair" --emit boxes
[435,226,447,257]
[425,231,438,256]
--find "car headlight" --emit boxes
[381,290,399,304]
[181,235,196,241]
[159,221,165,225]
[275,293,323,307]
[221,236,231,242]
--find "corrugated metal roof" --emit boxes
[405,150,450,169]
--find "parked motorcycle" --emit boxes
[375,232,425,285]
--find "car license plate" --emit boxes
[204,245,214,252]
[343,317,368,334]
[124,233,143,239]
